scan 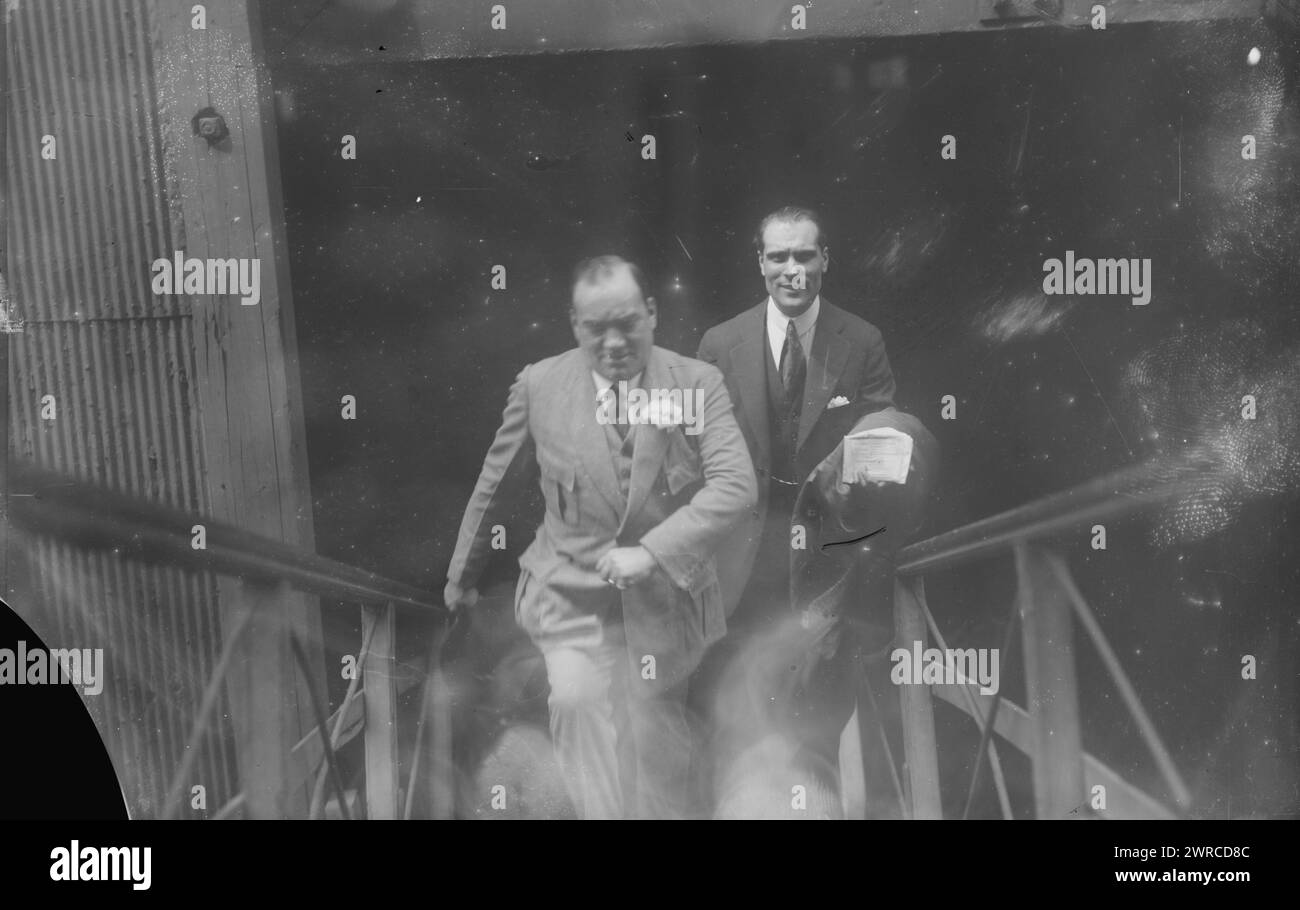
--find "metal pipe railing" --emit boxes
[7,460,438,611]
[895,450,1218,576]
[885,452,1217,819]
[10,450,1210,819]
[6,458,443,819]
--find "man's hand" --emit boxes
[595,546,658,590]
[849,469,892,488]
[443,580,479,613]
[847,459,916,488]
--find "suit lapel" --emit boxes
[797,299,850,453]
[618,348,671,535]
[727,303,771,470]
[569,360,625,517]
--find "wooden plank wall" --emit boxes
[149,0,324,818]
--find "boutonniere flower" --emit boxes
[644,395,685,430]
[828,395,851,409]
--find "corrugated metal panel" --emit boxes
[6,0,239,817]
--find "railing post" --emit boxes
[362,602,400,819]
[429,644,455,819]
[1015,544,1085,818]
[894,575,943,819]
[226,577,305,818]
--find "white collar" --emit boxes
[765,295,820,336]
[592,370,644,397]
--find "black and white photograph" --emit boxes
[1,0,1298,853]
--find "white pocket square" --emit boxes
[827,396,851,409]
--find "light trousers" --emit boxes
[540,614,696,819]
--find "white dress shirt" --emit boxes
[592,370,644,400]
[765,295,820,369]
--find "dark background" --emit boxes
[269,19,1300,817]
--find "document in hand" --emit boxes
[842,427,913,485]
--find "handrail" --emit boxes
[7,460,438,611]
[882,448,1216,819]
[11,450,1212,819]
[6,457,445,819]
[896,450,1218,576]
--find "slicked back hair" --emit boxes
[753,206,829,253]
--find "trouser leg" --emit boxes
[623,671,696,819]
[788,621,860,805]
[541,642,623,819]
[787,556,897,810]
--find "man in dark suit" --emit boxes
[697,206,896,620]
[446,256,756,819]
[695,206,898,811]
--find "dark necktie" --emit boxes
[602,385,629,440]
[779,319,807,412]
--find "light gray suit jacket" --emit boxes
[447,345,757,690]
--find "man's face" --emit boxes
[759,218,828,314]
[571,267,657,381]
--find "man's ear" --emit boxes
[757,250,766,274]
[822,246,830,274]
[645,298,658,329]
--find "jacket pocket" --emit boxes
[663,430,703,496]
[687,561,725,643]
[538,456,579,523]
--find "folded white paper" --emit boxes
[842,427,913,485]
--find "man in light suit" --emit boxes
[694,206,898,807]
[445,256,756,819]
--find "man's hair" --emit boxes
[752,206,830,252]
[570,255,652,307]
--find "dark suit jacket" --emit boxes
[697,297,896,613]
[447,345,757,690]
